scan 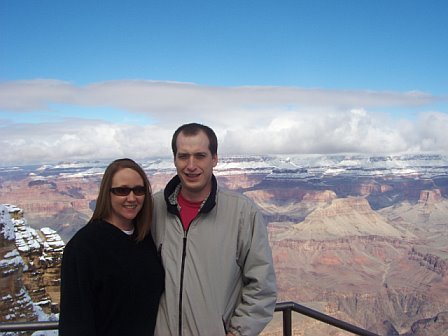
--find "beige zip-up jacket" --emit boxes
[152,175,277,336]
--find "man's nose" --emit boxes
[186,156,196,169]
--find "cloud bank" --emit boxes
[1,79,447,165]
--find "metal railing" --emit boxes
[275,301,378,336]
[0,301,378,335]
[0,320,58,332]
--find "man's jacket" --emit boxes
[151,175,277,336]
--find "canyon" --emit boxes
[1,154,448,335]
[0,204,62,332]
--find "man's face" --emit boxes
[174,130,218,202]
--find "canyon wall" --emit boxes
[1,156,447,335]
[0,204,63,329]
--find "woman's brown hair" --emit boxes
[89,158,152,241]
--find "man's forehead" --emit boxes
[176,149,210,155]
[177,132,210,148]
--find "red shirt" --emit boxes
[177,192,202,231]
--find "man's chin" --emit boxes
[183,182,201,191]
[181,182,207,194]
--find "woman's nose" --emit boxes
[127,191,137,200]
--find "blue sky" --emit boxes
[1,0,448,165]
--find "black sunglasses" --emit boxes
[110,186,146,196]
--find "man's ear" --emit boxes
[212,154,218,167]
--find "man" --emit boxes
[152,123,277,336]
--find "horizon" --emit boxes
[1,0,448,166]
[1,151,447,170]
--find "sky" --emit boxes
[1,0,448,166]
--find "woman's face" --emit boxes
[106,168,145,231]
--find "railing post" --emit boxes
[282,307,292,336]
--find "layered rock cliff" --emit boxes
[268,192,448,335]
[1,204,37,324]
[0,175,98,242]
[0,204,63,327]
[1,156,448,335]
[283,196,413,240]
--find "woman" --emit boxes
[59,158,164,336]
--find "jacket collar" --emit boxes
[164,174,217,215]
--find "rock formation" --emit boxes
[0,174,99,242]
[1,204,37,325]
[285,196,412,240]
[0,204,63,327]
[268,191,447,335]
[1,155,448,335]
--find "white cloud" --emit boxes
[413,112,448,151]
[0,119,173,165]
[0,79,447,165]
[0,80,80,111]
[218,109,410,155]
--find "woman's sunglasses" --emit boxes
[110,186,146,196]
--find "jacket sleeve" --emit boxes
[229,204,277,336]
[58,241,97,336]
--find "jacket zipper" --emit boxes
[178,230,187,336]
